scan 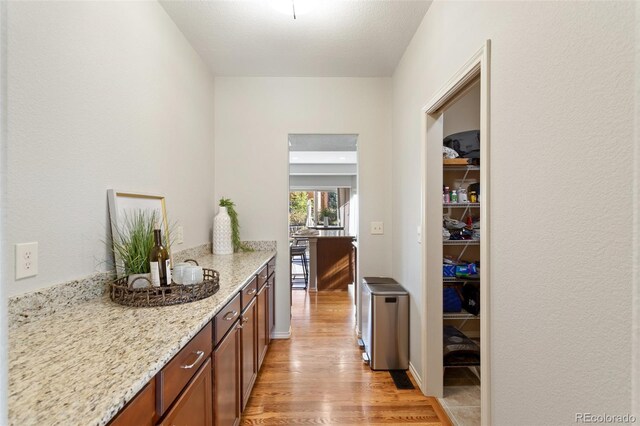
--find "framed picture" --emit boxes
[107,189,170,278]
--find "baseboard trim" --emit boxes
[271,326,291,339]
[409,361,423,391]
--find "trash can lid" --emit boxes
[362,276,398,285]
[366,282,408,296]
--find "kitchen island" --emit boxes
[304,231,356,291]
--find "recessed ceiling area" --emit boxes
[289,134,357,151]
[160,0,432,77]
[290,151,357,164]
[289,134,357,178]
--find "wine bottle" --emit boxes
[149,228,172,286]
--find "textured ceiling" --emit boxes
[160,0,431,77]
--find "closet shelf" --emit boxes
[443,310,480,320]
[443,277,480,283]
[443,240,480,246]
[443,203,480,208]
[443,165,480,171]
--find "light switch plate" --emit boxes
[370,222,384,235]
[16,242,38,280]
[417,226,422,243]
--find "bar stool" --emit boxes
[290,244,308,290]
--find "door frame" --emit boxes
[420,40,491,426]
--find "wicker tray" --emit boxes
[110,260,220,308]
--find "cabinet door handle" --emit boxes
[223,310,238,321]
[180,350,204,369]
[238,316,249,329]
[246,288,256,296]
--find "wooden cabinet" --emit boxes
[256,283,268,371]
[213,321,241,426]
[267,274,275,340]
[267,257,276,277]
[214,294,241,346]
[110,257,277,426]
[315,237,355,290]
[256,265,268,290]
[109,378,156,426]
[158,358,212,426]
[240,298,257,410]
[156,323,212,416]
[240,277,258,310]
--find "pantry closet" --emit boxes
[421,41,490,426]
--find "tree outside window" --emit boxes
[289,190,340,227]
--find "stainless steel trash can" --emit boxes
[361,277,409,370]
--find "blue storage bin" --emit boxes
[443,264,456,277]
[443,287,462,312]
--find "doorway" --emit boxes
[421,41,491,426]
[288,134,358,301]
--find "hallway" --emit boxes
[241,289,450,425]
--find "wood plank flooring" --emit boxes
[241,288,451,425]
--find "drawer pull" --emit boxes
[180,350,205,369]
[223,310,239,321]
[246,288,257,296]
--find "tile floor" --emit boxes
[439,367,481,426]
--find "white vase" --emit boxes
[213,206,234,255]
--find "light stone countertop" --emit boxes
[8,250,276,426]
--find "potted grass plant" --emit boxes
[111,210,158,288]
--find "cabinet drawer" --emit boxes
[267,257,276,278]
[257,265,268,289]
[156,323,212,416]
[158,357,212,426]
[109,378,156,426]
[214,293,241,346]
[240,277,258,312]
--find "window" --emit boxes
[288,190,340,228]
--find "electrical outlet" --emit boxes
[16,242,38,280]
[175,226,184,245]
[370,222,384,235]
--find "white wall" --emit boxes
[443,83,480,137]
[0,1,7,422]
[633,0,640,416]
[4,1,216,296]
[215,77,392,335]
[392,1,636,424]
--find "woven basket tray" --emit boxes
[110,261,220,308]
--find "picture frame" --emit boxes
[107,189,171,278]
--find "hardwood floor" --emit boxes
[241,288,451,425]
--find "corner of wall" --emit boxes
[632,2,640,417]
[0,0,8,422]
